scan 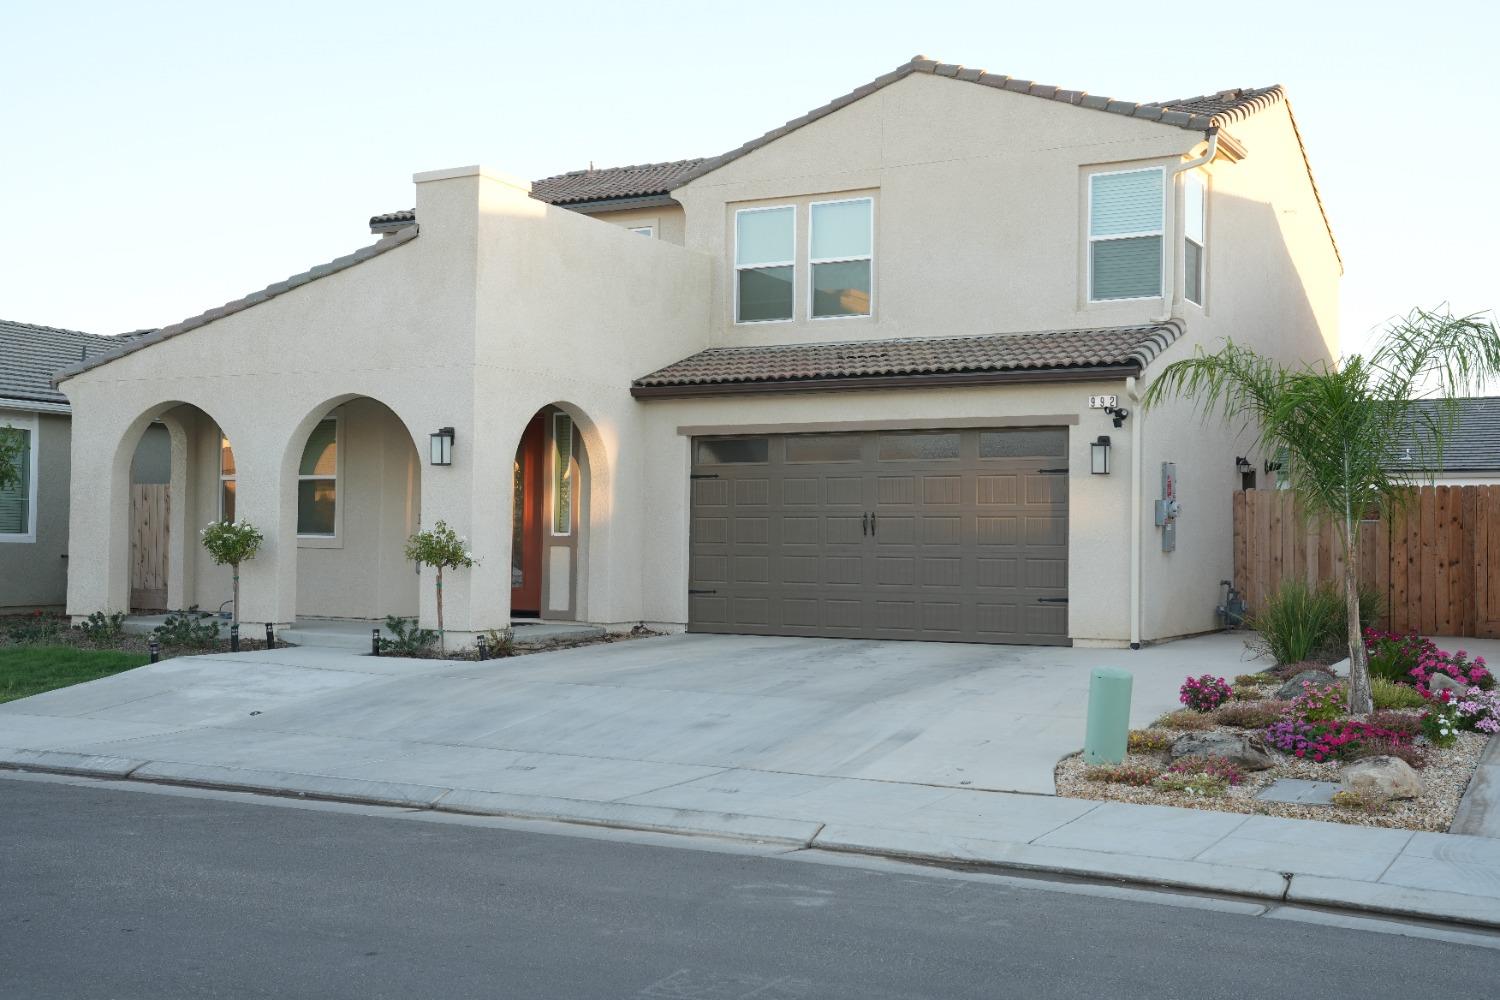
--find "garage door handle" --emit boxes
[1037,597,1069,604]
[689,589,718,595]
[870,512,877,536]
[862,512,869,536]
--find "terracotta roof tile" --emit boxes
[633,323,1182,395]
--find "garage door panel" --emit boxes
[689,428,1069,645]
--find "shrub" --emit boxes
[1167,754,1246,786]
[1084,764,1160,786]
[1127,729,1172,754]
[200,519,264,624]
[1216,700,1292,729]
[1332,786,1391,814]
[480,628,516,659]
[404,520,478,653]
[1232,685,1265,701]
[1422,703,1461,748]
[1264,716,1403,763]
[1371,677,1426,710]
[1234,673,1268,686]
[76,611,126,644]
[379,615,439,657]
[1152,709,1216,731]
[153,610,221,649]
[1449,687,1500,735]
[1410,647,1492,696]
[1249,581,1381,665]
[5,610,62,644]
[1367,709,1424,741]
[1180,674,1234,712]
[1154,773,1229,797]
[1290,681,1347,723]
[1364,629,1434,683]
[1341,739,1429,770]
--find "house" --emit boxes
[0,319,168,611]
[1389,397,1500,486]
[52,56,1341,647]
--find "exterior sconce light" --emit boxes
[1235,456,1253,476]
[1091,435,1112,475]
[429,427,455,466]
[1103,405,1130,428]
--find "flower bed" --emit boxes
[1057,637,1494,832]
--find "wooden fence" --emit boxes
[130,484,170,611]
[1232,486,1500,638]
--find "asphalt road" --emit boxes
[1,775,1495,1000]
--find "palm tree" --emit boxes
[1143,308,1500,714]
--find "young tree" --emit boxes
[0,425,23,493]
[1144,308,1500,714]
[404,520,478,653]
[200,520,264,625]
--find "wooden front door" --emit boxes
[130,484,170,611]
[511,416,545,616]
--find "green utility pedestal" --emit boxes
[1083,667,1133,765]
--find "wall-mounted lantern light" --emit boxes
[429,427,455,466]
[1235,456,1253,476]
[1091,435,1112,475]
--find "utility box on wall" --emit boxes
[1154,461,1180,552]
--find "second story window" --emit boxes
[810,198,873,318]
[1184,174,1206,306]
[1089,167,1164,301]
[735,205,795,323]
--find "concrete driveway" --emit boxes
[0,632,1254,798]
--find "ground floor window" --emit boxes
[0,418,34,537]
[297,417,338,536]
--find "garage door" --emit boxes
[689,427,1069,645]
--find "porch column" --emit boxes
[232,437,296,627]
[64,405,135,618]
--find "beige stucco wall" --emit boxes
[0,410,71,611]
[587,204,686,245]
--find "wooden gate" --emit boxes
[130,484,169,611]
[1233,486,1500,638]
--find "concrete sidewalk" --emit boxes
[2,636,1498,929]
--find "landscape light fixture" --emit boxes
[430,427,455,466]
[1091,435,1112,475]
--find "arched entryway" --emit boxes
[510,404,592,621]
[283,395,423,622]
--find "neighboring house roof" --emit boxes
[369,158,707,232]
[53,227,420,386]
[1,319,122,414]
[1389,397,1500,473]
[631,322,1183,398]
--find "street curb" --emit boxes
[3,750,1497,930]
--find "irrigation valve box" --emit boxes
[1154,461,1181,552]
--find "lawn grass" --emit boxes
[0,645,151,704]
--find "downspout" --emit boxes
[1126,375,1143,649]
[1153,128,1219,323]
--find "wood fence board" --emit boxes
[1375,512,1391,630]
[1232,491,1247,597]
[1461,487,1478,636]
[1434,487,1452,636]
[1268,492,1283,592]
[1420,489,1438,634]
[1389,504,1408,633]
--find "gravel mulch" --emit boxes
[1055,680,1492,833]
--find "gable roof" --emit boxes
[632,322,1182,397]
[54,227,420,386]
[370,158,707,232]
[1390,397,1500,473]
[1,319,123,414]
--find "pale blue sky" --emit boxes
[2,0,1494,360]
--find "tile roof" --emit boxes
[0,319,123,413]
[631,322,1182,396]
[54,227,420,386]
[369,158,706,231]
[1390,397,1500,472]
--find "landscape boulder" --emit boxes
[1168,732,1276,771]
[1276,669,1337,701]
[1426,672,1465,696]
[1340,755,1423,799]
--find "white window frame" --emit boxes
[733,204,796,325]
[0,410,39,543]
[808,196,875,321]
[218,431,236,523]
[297,415,342,544]
[626,225,656,238]
[1183,172,1206,307]
[1086,166,1166,304]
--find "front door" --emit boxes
[511,416,545,616]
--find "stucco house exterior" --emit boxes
[54,56,1341,648]
[0,320,168,611]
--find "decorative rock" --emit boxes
[1427,673,1465,696]
[1276,669,1337,701]
[1255,778,1338,805]
[1169,732,1276,771]
[1340,755,1424,800]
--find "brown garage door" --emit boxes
[689,427,1069,645]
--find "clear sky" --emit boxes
[2,0,1495,361]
